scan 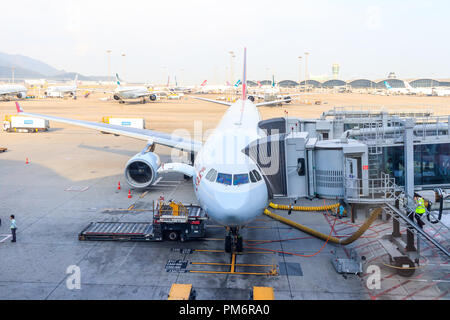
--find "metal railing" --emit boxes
[344,172,396,202]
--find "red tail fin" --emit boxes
[15,102,23,113]
[241,47,247,101]
[200,80,207,86]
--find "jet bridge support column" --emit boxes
[392,199,401,238]
[404,119,416,252]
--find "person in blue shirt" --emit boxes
[10,215,17,243]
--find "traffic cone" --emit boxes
[26,158,29,164]
[117,182,121,190]
[128,190,132,199]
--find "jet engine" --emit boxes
[113,95,121,100]
[17,92,26,99]
[124,152,160,188]
[283,96,292,103]
[149,94,157,101]
[248,95,255,102]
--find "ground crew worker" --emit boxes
[414,196,426,229]
[10,215,17,242]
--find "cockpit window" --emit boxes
[216,173,232,185]
[249,171,257,183]
[233,174,249,185]
[205,168,217,182]
[252,170,262,181]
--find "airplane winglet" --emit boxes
[15,102,23,113]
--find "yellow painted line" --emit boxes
[189,271,274,276]
[127,204,135,210]
[191,262,274,268]
[231,253,236,273]
[139,191,148,199]
[194,249,225,253]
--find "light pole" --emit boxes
[304,52,309,91]
[11,66,15,84]
[297,56,302,90]
[121,53,126,81]
[180,68,184,87]
[229,51,235,84]
[106,50,112,87]
[162,66,168,86]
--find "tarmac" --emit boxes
[0,95,449,300]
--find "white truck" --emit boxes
[3,115,49,133]
[101,117,145,130]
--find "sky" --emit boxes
[1,0,449,84]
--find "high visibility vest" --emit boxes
[415,198,426,215]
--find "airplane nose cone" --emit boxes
[201,183,268,226]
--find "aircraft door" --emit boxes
[345,157,359,199]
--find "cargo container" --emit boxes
[101,117,145,129]
[3,115,49,133]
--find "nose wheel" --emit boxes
[225,227,243,253]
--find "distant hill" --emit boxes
[0,52,60,76]
[0,52,107,81]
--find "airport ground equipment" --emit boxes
[101,117,145,130]
[78,222,159,242]
[3,115,49,133]
[79,201,207,242]
[251,287,274,300]
[331,249,363,275]
[0,147,7,153]
[168,284,196,300]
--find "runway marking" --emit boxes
[153,177,162,185]
[65,186,89,192]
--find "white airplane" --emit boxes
[433,88,450,97]
[384,81,410,95]
[14,48,288,252]
[404,82,433,96]
[195,80,234,94]
[45,75,79,98]
[0,84,27,100]
[111,74,160,103]
[248,76,303,105]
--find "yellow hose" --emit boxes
[269,202,340,212]
[264,207,382,245]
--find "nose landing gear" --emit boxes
[225,227,243,253]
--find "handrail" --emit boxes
[384,203,449,258]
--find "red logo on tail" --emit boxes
[15,102,23,113]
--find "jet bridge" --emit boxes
[244,118,369,200]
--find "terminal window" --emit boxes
[382,143,450,186]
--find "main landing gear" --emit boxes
[225,227,243,253]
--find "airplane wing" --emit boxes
[15,102,202,152]
[191,96,232,106]
[255,99,292,107]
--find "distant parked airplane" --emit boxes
[45,74,79,99]
[0,84,27,100]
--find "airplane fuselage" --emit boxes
[114,86,151,99]
[46,85,77,96]
[193,99,269,227]
[0,85,27,98]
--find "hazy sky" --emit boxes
[1,0,449,84]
